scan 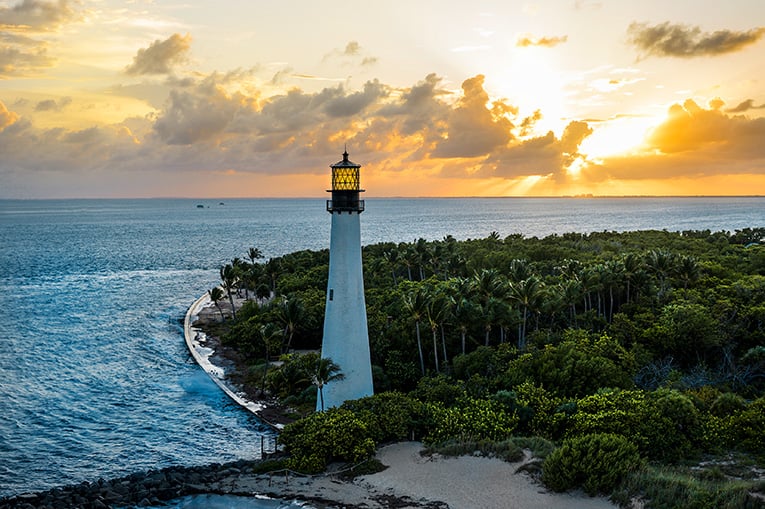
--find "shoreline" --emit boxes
[184,292,294,430]
[0,296,620,509]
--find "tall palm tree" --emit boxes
[313,357,345,412]
[277,296,304,353]
[676,255,700,289]
[258,323,282,392]
[383,249,400,286]
[621,252,643,304]
[247,247,264,265]
[208,287,226,321]
[402,284,427,375]
[508,275,544,349]
[424,288,449,373]
[219,263,238,319]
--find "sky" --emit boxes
[1,0,764,198]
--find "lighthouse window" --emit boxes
[329,289,334,301]
[332,168,360,190]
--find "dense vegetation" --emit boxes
[211,228,765,508]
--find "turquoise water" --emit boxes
[0,197,762,500]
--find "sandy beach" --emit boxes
[211,441,618,509]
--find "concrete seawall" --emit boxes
[183,293,280,430]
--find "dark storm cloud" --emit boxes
[627,21,765,58]
[125,33,192,75]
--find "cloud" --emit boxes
[431,74,514,158]
[516,35,568,48]
[0,0,79,31]
[322,40,378,66]
[726,99,765,113]
[627,22,765,58]
[476,120,592,180]
[0,0,82,76]
[0,43,54,75]
[324,79,388,117]
[125,33,192,75]
[34,96,70,111]
[584,99,765,182]
[0,100,20,131]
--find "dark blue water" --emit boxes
[0,197,762,500]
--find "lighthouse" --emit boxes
[318,150,374,410]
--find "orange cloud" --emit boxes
[516,35,568,48]
[583,99,765,183]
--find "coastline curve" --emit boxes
[183,293,281,431]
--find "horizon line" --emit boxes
[2,194,764,201]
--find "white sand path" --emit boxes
[358,442,619,509]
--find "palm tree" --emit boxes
[313,357,345,412]
[402,284,427,375]
[247,247,264,265]
[676,255,699,289]
[508,276,544,349]
[453,296,477,355]
[208,287,226,321]
[621,252,643,304]
[383,249,400,286]
[277,296,305,353]
[425,288,449,373]
[258,323,282,392]
[219,263,238,319]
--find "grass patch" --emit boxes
[612,464,765,509]
[338,458,387,479]
[511,436,556,460]
[424,438,524,463]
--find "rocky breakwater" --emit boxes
[0,458,273,508]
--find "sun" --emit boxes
[579,115,659,160]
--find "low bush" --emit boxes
[424,397,519,446]
[542,433,642,496]
[278,408,376,473]
[341,391,427,443]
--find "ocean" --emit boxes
[0,197,762,502]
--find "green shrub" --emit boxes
[711,392,747,416]
[569,389,650,450]
[570,388,702,462]
[733,396,765,454]
[542,433,642,496]
[278,408,376,473]
[506,333,634,398]
[341,391,427,443]
[411,374,465,405]
[645,389,702,462]
[424,397,519,445]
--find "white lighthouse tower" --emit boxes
[318,150,374,410]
